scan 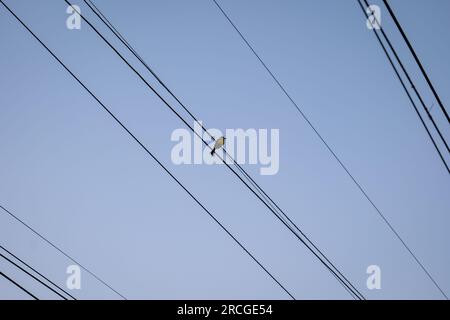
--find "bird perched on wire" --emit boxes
[210,136,226,156]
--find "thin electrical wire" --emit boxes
[382,0,450,123]
[362,0,450,156]
[0,253,67,300]
[0,271,38,300]
[0,1,294,299]
[369,5,449,153]
[73,0,363,299]
[358,0,449,299]
[83,0,364,300]
[212,0,448,298]
[0,204,126,299]
[0,245,76,300]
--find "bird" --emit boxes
[210,136,226,156]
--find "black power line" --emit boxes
[213,0,449,207]
[82,0,296,238]
[0,245,76,300]
[0,253,67,300]
[382,0,450,123]
[83,0,362,300]
[0,1,294,300]
[83,0,203,129]
[0,272,38,300]
[358,0,449,299]
[210,0,448,287]
[77,0,363,299]
[212,0,448,298]
[82,0,362,300]
[0,204,125,299]
[363,0,450,153]
[360,0,449,171]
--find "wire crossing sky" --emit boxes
[215,0,448,297]
[0,205,125,299]
[357,0,448,298]
[382,0,450,124]
[1,0,449,299]
[74,0,364,299]
[0,0,299,300]
[1,245,76,300]
[0,272,38,300]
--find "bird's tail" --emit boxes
[210,148,215,156]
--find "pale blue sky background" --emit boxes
[0,0,449,299]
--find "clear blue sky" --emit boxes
[1,0,449,299]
